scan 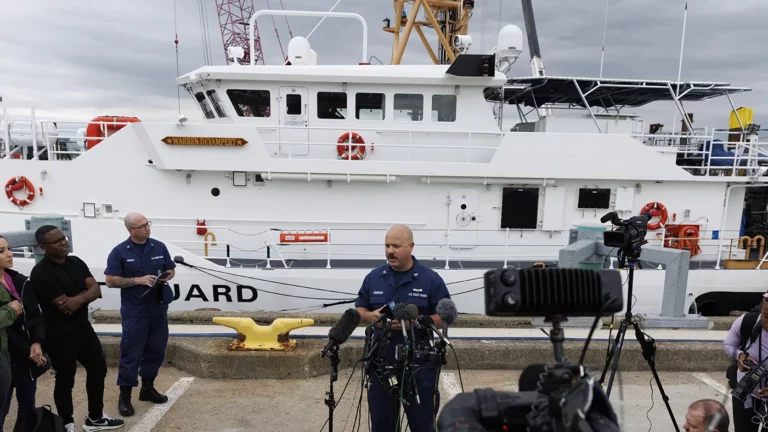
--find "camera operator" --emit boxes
[355,225,450,432]
[683,399,729,432]
[724,296,768,432]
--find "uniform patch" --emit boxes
[373,291,384,295]
[151,256,164,260]
[126,259,135,263]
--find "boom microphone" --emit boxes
[321,308,361,358]
[436,298,458,326]
[405,304,418,321]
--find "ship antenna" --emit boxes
[599,0,609,78]
[174,0,180,114]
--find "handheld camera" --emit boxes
[601,211,651,262]
[732,358,768,402]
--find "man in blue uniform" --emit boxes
[355,224,450,432]
[104,213,176,417]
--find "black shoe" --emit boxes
[118,387,134,417]
[139,385,169,404]
[83,413,124,431]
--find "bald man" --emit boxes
[683,399,729,432]
[104,213,176,417]
[355,224,451,432]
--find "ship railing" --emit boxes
[633,128,768,177]
[150,222,727,271]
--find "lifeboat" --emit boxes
[84,116,141,149]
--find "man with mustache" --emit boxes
[354,224,451,432]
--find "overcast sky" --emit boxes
[1,0,765,134]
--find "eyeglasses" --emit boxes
[130,221,152,230]
[42,236,68,246]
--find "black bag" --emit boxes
[22,405,65,432]
[726,311,761,389]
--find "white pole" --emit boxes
[671,1,688,134]
[599,0,609,78]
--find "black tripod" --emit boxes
[324,344,341,432]
[598,255,680,432]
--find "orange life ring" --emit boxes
[84,116,141,149]
[640,201,668,230]
[337,132,366,160]
[5,176,35,207]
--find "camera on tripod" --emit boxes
[438,268,623,432]
[601,211,651,260]
[732,358,768,402]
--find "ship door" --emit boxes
[278,86,309,156]
[448,189,478,248]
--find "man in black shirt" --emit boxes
[30,225,124,432]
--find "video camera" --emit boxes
[732,358,768,402]
[438,268,623,432]
[601,211,651,261]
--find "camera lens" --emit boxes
[500,270,516,287]
[502,293,518,308]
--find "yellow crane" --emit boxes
[383,0,475,65]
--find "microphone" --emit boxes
[369,300,397,328]
[600,211,618,224]
[418,314,452,347]
[321,308,361,358]
[392,303,409,341]
[436,298,458,326]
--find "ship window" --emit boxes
[501,187,539,229]
[355,93,385,120]
[206,90,227,118]
[577,188,611,209]
[195,92,215,119]
[317,92,347,120]
[394,94,423,122]
[432,94,457,122]
[226,89,271,117]
[286,94,302,115]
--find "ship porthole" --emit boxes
[211,188,220,197]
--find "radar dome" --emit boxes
[287,37,312,65]
[496,25,523,61]
[310,49,318,65]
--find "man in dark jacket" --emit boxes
[2,267,47,432]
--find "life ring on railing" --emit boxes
[84,116,141,150]
[336,132,366,160]
[640,201,668,230]
[5,176,35,207]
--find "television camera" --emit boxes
[601,211,651,264]
[438,267,624,431]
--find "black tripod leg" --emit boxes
[600,318,624,384]
[632,321,680,432]
[604,320,629,398]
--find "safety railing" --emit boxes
[150,222,729,271]
[633,129,768,177]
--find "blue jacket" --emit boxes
[355,256,450,322]
[104,237,176,316]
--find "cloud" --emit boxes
[1,0,765,135]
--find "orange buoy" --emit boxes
[85,116,141,149]
[196,219,208,236]
[640,201,669,230]
[337,132,366,160]
[5,176,35,207]
[279,232,330,243]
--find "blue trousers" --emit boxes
[368,366,439,432]
[1,374,36,432]
[117,305,169,387]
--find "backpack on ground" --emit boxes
[22,405,65,432]
[726,309,762,389]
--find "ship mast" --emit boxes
[383,0,474,65]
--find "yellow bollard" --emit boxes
[212,317,315,351]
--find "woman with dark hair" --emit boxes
[0,235,47,431]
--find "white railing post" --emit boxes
[466,132,472,163]
[503,227,509,269]
[706,131,714,176]
[31,108,38,160]
[326,227,331,269]
[445,226,451,269]
[408,130,412,162]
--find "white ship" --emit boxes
[1,3,766,318]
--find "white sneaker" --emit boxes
[65,423,75,432]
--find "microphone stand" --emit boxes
[325,343,341,432]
